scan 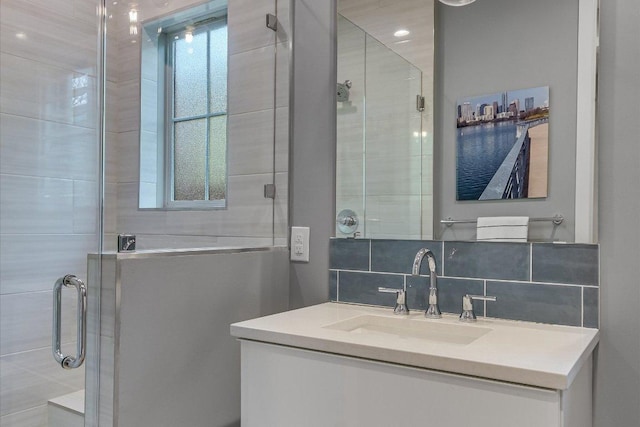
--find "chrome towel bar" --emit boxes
[441,214,564,227]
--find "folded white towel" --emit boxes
[477,216,529,242]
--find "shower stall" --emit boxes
[336,14,433,240]
[0,0,290,425]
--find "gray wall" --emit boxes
[434,0,579,242]
[289,0,336,307]
[88,248,290,426]
[290,0,640,424]
[594,0,640,424]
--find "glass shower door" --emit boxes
[2,0,291,423]
[0,0,104,425]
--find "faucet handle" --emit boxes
[460,294,496,322]
[378,287,410,315]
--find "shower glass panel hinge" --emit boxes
[264,183,276,199]
[416,95,426,112]
[266,13,278,31]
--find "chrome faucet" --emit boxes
[378,283,410,315]
[412,248,442,318]
[459,294,497,322]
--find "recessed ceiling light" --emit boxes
[394,29,410,38]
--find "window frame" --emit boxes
[163,15,229,209]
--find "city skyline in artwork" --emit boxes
[456,85,550,201]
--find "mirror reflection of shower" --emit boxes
[336,5,434,240]
[337,79,358,113]
[337,80,352,101]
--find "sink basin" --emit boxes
[324,315,491,345]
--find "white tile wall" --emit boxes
[228,45,276,115]
[0,404,47,427]
[1,1,100,423]
[116,183,167,234]
[276,41,290,108]
[0,53,97,128]
[0,114,98,181]
[276,0,291,44]
[0,236,97,294]
[0,349,82,417]
[105,81,119,133]
[228,0,277,55]
[275,107,290,173]
[0,175,74,233]
[0,1,98,75]
[73,180,100,234]
[336,158,364,197]
[104,183,118,234]
[365,154,422,196]
[109,0,290,250]
[274,172,289,240]
[116,80,140,133]
[228,110,275,176]
[222,173,275,237]
[117,131,141,183]
[0,291,82,355]
[365,194,422,239]
[105,131,119,184]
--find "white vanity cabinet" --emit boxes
[240,340,592,427]
[231,303,597,427]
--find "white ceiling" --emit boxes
[338,0,435,74]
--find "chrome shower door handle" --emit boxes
[52,274,87,369]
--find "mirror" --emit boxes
[336,0,434,241]
[335,0,598,243]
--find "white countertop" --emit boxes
[230,302,599,390]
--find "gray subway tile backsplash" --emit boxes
[371,240,443,275]
[329,238,599,328]
[532,243,599,286]
[329,270,337,301]
[444,241,529,281]
[437,277,486,316]
[338,271,404,307]
[486,281,582,326]
[583,287,599,328]
[330,238,370,271]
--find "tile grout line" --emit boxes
[336,270,340,302]
[333,269,596,288]
[483,279,487,317]
[441,241,445,276]
[368,239,372,272]
[581,285,584,327]
[529,242,533,281]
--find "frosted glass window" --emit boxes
[174,31,208,118]
[167,17,228,207]
[208,116,227,200]
[209,26,228,113]
[174,120,207,200]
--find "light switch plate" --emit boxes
[290,226,310,262]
